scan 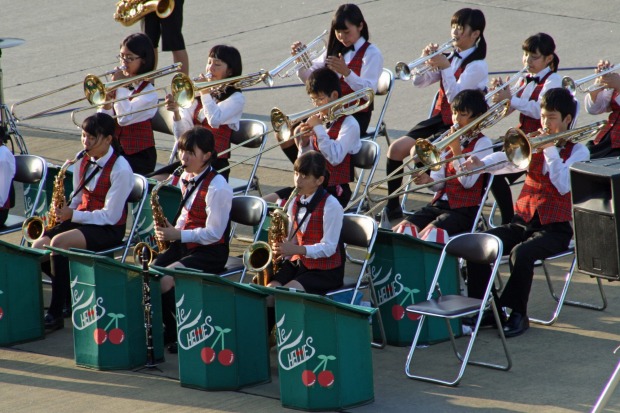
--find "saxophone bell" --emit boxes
[22,216,46,243]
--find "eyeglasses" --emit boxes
[309,95,328,105]
[117,54,141,63]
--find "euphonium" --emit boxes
[114,0,175,26]
[22,150,87,243]
[244,187,300,285]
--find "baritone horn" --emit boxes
[395,38,455,81]
[562,65,619,94]
[267,30,328,80]
[504,120,608,168]
[114,0,175,26]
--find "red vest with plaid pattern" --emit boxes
[76,152,127,225]
[193,101,233,159]
[517,72,553,134]
[593,91,620,148]
[115,81,155,155]
[181,169,227,249]
[312,117,352,186]
[340,41,372,113]
[515,141,575,225]
[433,59,466,126]
[444,134,485,208]
[291,192,342,270]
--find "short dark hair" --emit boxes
[541,88,576,121]
[121,33,155,75]
[294,151,327,180]
[522,33,559,72]
[306,67,342,98]
[327,4,369,56]
[209,45,243,77]
[451,89,488,119]
[178,126,217,159]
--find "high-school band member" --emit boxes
[264,67,361,208]
[32,113,134,331]
[165,45,245,181]
[489,33,562,225]
[462,88,589,338]
[268,151,345,295]
[0,139,16,227]
[152,126,233,353]
[585,60,620,159]
[280,3,383,163]
[384,8,488,220]
[98,33,159,175]
[393,89,493,238]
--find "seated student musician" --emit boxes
[0,138,16,226]
[584,60,620,159]
[393,89,493,238]
[264,67,361,208]
[31,113,134,331]
[152,126,233,353]
[462,88,589,338]
[268,150,345,296]
[165,44,245,181]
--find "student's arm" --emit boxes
[200,91,245,129]
[453,136,493,188]
[0,148,15,206]
[546,143,590,195]
[107,84,159,125]
[303,196,343,259]
[510,73,562,119]
[342,45,384,92]
[312,116,361,165]
[441,60,488,103]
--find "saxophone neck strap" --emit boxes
[172,168,211,225]
[289,187,327,240]
[68,163,101,203]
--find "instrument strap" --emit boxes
[68,162,101,203]
[290,187,327,240]
[171,167,210,225]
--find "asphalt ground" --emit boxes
[1,1,620,412]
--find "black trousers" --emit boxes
[587,134,620,160]
[466,214,573,314]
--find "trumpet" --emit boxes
[562,65,619,94]
[485,66,529,102]
[504,120,607,168]
[395,38,455,81]
[10,66,126,121]
[268,30,328,80]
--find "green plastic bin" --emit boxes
[133,179,182,251]
[48,247,164,370]
[153,266,271,391]
[0,240,47,346]
[23,164,73,226]
[369,229,461,346]
[254,285,376,412]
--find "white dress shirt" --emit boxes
[285,191,343,259]
[585,88,620,115]
[429,135,493,199]
[172,91,245,138]
[298,115,361,165]
[98,82,158,126]
[510,67,562,119]
[69,147,134,225]
[412,46,488,104]
[176,167,233,246]
[0,145,15,207]
[478,142,590,195]
[297,37,384,93]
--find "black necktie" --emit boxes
[451,51,462,60]
[525,75,540,84]
[296,200,309,210]
[341,45,355,54]
[181,178,195,187]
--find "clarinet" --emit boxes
[141,245,157,368]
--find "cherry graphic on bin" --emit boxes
[201,347,216,364]
[0,307,3,321]
[94,313,126,345]
[201,325,235,366]
[391,287,420,320]
[302,354,336,388]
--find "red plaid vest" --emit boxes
[517,72,553,134]
[76,152,128,225]
[433,59,466,126]
[181,169,227,249]
[291,192,342,270]
[193,101,233,159]
[115,81,155,155]
[593,90,620,148]
[515,141,575,225]
[340,41,372,113]
[312,117,352,186]
[444,134,485,208]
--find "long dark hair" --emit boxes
[208,44,243,101]
[178,126,217,165]
[121,33,155,75]
[327,4,369,57]
[522,33,559,73]
[82,113,123,154]
[451,8,486,68]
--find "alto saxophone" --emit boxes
[244,187,299,285]
[22,150,86,242]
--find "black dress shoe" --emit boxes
[376,205,403,223]
[167,342,178,354]
[462,309,507,329]
[502,311,529,338]
[44,313,64,331]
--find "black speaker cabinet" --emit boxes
[571,158,620,280]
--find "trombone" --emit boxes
[504,120,607,168]
[395,38,455,81]
[485,66,529,102]
[562,65,619,95]
[217,87,375,175]
[267,30,328,80]
[10,66,126,121]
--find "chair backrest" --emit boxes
[120,174,149,262]
[229,195,267,228]
[469,173,494,233]
[428,90,440,119]
[376,68,394,97]
[445,233,503,265]
[351,139,380,170]
[127,173,148,204]
[340,214,377,249]
[230,119,267,149]
[151,106,174,135]
[14,154,46,184]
